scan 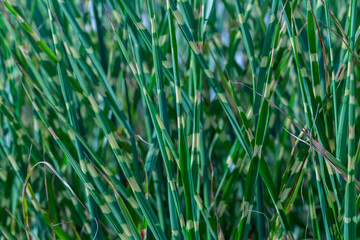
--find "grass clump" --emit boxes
[0,0,359,239]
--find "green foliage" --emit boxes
[0,0,359,239]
